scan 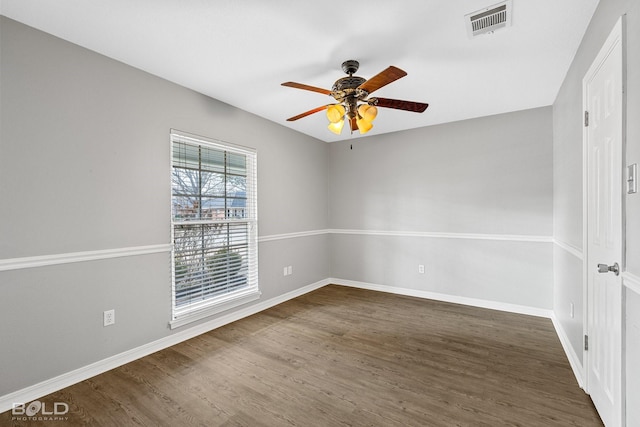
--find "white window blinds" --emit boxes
[170,131,258,325]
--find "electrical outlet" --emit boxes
[103,309,115,326]
[283,266,288,276]
[418,264,425,274]
[287,265,293,275]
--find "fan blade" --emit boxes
[358,66,407,94]
[372,97,429,113]
[349,117,358,132]
[281,82,332,96]
[286,105,328,121]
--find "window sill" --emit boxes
[169,287,261,329]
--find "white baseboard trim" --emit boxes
[550,313,585,389]
[329,278,553,318]
[0,278,330,413]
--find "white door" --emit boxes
[584,17,624,427]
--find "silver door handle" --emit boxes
[597,262,620,276]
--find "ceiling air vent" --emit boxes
[465,0,512,38]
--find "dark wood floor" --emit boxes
[3,285,603,426]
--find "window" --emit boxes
[170,130,258,328]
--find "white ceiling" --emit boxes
[1,0,599,142]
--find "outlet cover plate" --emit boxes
[103,309,115,326]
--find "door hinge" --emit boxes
[584,334,589,351]
[584,110,589,127]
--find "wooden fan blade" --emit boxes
[349,117,358,132]
[358,66,407,94]
[286,105,328,121]
[373,97,429,113]
[281,82,332,96]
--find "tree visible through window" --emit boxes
[170,131,258,324]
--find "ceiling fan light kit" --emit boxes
[282,60,428,136]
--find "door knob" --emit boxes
[597,262,620,276]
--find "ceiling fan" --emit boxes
[282,60,428,135]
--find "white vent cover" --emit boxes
[465,0,512,37]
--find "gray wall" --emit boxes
[0,17,330,396]
[328,108,554,309]
[552,0,640,423]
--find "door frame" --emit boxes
[582,15,627,425]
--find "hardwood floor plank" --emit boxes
[1,285,603,426]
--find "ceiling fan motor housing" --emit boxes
[332,76,367,93]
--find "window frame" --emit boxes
[169,130,259,329]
